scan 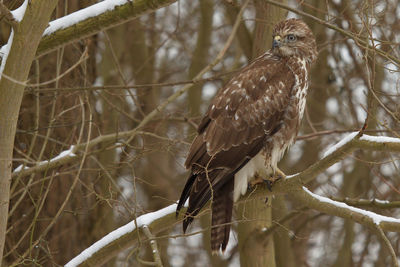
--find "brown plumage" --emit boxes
[176,18,318,253]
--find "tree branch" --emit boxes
[292,186,400,232]
[36,0,178,56]
[375,227,399,267]
[0,0,58,262]
[280,133,400,187]
[330,197,400,209]
[63,132,400,265]
[0,2,17,28]
[65,179,400,266]
[142,225,164,267]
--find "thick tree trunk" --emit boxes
[236,1,286,266]
[0,1,58,264]
[237,196,276,267]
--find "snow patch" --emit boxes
[359,134,400,144]
[11,0,28,22]
[48,145,76,163]
[13,146,76,173]
[302,186,400,225]
[323,132,358,158]
[0,30,14,75]
[43,0,129,36]
[65,203,179,267]
[0,0,28,76]
[13,164,29,173]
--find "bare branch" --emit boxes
[375,227,399,267]
[142,225,163,267]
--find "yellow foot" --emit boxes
[249,173,265,188]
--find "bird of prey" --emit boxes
[176,18,318,253]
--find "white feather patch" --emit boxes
[233,152,267,201]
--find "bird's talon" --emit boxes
[247,183,253,191]
[263,179,274,191]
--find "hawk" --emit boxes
[176,18,317,252]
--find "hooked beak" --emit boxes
[272,35,282,48]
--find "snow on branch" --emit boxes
[285,133,400,186]
[64,179,400,266]
[292,186,400,266]
[299,186,400,228]
[0,0,28,76]
[13,145,77,175]
[62,128,400,266]
[323,131,358,157]
[37,0,178,56]
[65,204,178,267]
[43,0,128,37]
[359,134,400,144]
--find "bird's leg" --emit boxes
[248,173,265,189]
[247,168,286,193]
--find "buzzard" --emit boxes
[176,18,317,252]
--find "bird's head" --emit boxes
[271,18,318,63]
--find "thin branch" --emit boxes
[142,225,163,267]
[375,227,399,267]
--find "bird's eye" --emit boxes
[287,34,296,41]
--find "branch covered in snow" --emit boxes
[294,187,400,231]
[13,145,76,175]
[329,197,400,209]
[292,187,400,267]
[0,0,28,76]
[63,131,400,265]
[64,179,400,266]
[65,204,180,267]
[283,132,400,186]
[36,0,177,56]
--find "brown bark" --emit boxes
[235,1,286,266]
[0,1,58,264]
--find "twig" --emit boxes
[375,227,399,267]
[142,225,163,267]
[11,97,92,266]
[28,71,235,93]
